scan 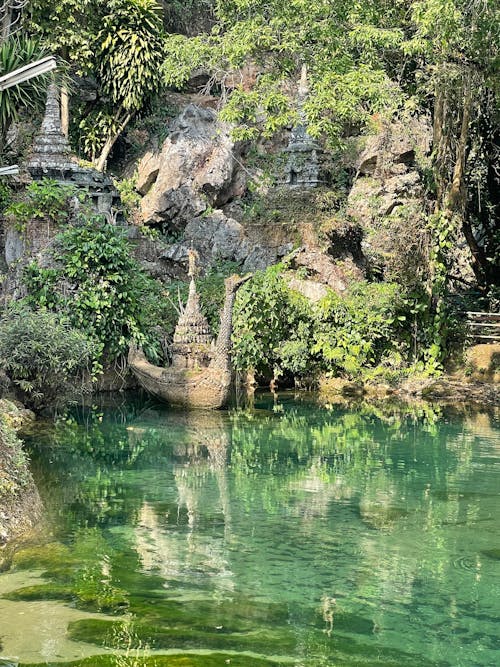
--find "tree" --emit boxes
[406,0,499,289]
[25,0,101,135]
[93,0,166,170]
[26,0,166,167]
[1,0,29,41]
[164,0,406,144]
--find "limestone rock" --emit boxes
[160,210,287,276]
[286,276,329,302]
[291,247,364,293]
[136,150,161,195]
[139,105,244,229]
[347,171,423,224]
[355,116,431,177]
[347,116,431,228]
[343,116,433,286]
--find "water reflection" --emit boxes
[3,393,499,666]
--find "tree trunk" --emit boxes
[60,86,69,137]
[445,70,472,216]
[432,87,446,208]
[1,5,13,41]
[60,47,70,137]
[94,109,132,172]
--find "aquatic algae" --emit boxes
[480,549,500,561]
[11,542,73,570]
[67,618,297,654]
[7,531,129,613]
[3,583,73,601]
[18,654,283,667]
[123,595,290,634]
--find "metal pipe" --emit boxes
[0,55,56,91]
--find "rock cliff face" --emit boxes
[345,117,432,286]
[130,106,435,290]
[0,100,436,300]
[133,104,297,277]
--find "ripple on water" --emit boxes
[452,555,479,572]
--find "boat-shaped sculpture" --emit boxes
[129,254,250,409]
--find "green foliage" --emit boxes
[26,0,101,74]
[0,409,30,500]
[77,109,122,163]
[0,180,13,212]
[233,264,437,382]
[27,0,167,168]
[165,0,406,146]
[233,264,314,379]
[97,0,165,114]
[425,210,464,369]
[0,35,49,144]
[5,178,77,230]
[0,306,95,409]
[114,176,142,221]
[23,218,167,368]
[312,282,405,378]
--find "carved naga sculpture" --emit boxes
[128,251,251,409]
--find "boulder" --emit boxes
[139,105,245,230]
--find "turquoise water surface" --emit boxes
[0,392,499,666]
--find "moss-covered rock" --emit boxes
[0,401,41,547]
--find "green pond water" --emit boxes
[1,392,500,667]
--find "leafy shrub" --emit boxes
[114,176,142,222]
[312,282,406,377]
[232,264,315,379]
[233,265,417,383]
[0,410,30,500]
[23,217,169,369]
[5,178,78,229]
[0,307,96,409]
[0,181,13,213]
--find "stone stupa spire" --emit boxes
[280,63,324,188]
[27,83,75,176]
[171,249,213,369]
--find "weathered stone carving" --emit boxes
[171,251,213,370]
[129,251,251,408]
[26,84,119,215]
[280,66,324,188]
